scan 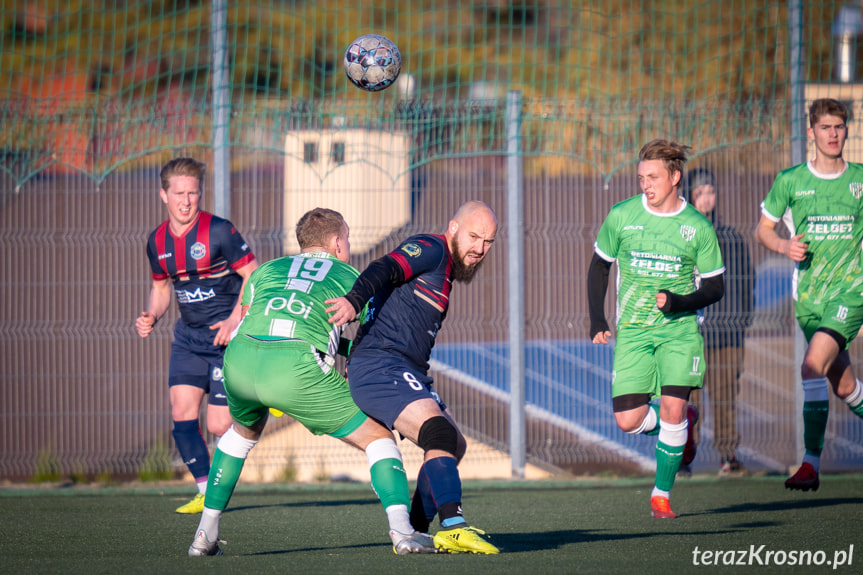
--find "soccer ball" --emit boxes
[344,34,402,92]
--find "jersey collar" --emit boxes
[641,194,687,217]
[807,160,848,180]
[299,250,336,260]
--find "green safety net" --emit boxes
[0,0,853,185]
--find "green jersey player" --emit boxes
[588,139,725,519]
[188,208,437,557]
[756,98,863,493]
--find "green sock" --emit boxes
[370,458,410,509]
[850,400,863,419]
[802,400,829,456]
[646,404,660,436]
[204,448,245,511]
[655,440,684,492]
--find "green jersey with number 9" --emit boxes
[235,251,362,358]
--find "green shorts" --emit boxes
[796,296,863,348]
[223,335,367,438]
[611,321,705,399]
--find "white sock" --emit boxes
[385,504,413,534]
[802,453,821,473]
[365,437,402,466]
[802,377,829,402]
[365,439,413,534]
[651,487,670,498]
[218,426,258,458]
[196,478,207,495]
[657,419,688,447]
[843,379,863,407]
[196,507,223,541]
[627,406,658,435]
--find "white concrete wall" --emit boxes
[284,129,411,255]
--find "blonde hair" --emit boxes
[638,139,692,179]
[160,158,206,192]
[296,208,346,250]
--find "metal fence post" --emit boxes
[506,90,525,478]
[212,0,230,219]
[789,0,806,470]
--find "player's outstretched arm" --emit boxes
[587,253,613,344]
[326,254,405,326]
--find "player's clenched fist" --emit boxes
[784,233,808,262]
[136,311,157,338]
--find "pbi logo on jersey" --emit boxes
[401,243,422,258]
[190,242,207,260]
[679,224,697,242]
[850,182,863,200]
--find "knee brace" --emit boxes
[417,416,458,457]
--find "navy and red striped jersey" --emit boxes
[146,211,255,329]
[351,233,451,372]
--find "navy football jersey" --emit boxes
[146,211,255,329]
[350,233,451,372]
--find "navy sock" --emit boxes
[410,463,437,532]
[172,419,210,480]
[423,456,464,526]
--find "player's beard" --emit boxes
[451,237,485,284]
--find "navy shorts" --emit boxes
[168,320,228,406]
[347,355,447,429]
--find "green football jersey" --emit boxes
[595,194,725,329]
[761,161,863,306]
[236,251,360,357]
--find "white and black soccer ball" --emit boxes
[344,34,402,92]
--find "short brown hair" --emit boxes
[809,98,848,127]
[160,158,206,192]
[638,139,693,179]
[296,208,346,250]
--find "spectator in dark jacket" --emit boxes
[685,168,754,476]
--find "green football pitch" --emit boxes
[1,476,861,574]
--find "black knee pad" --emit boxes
[816,327,847,351]
[661,385,693,401]
[417,416,458,457]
